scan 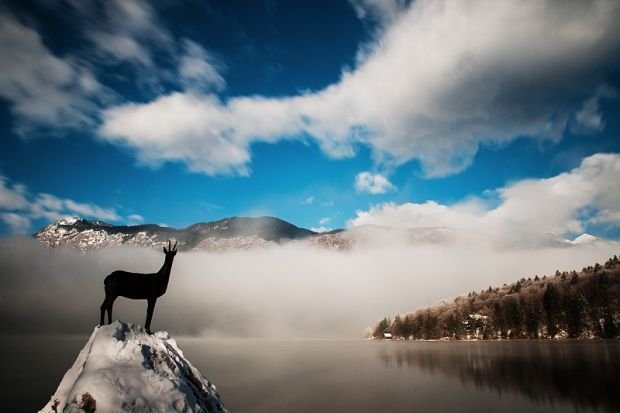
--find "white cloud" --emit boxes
[349,0,409,27]
[73,0,227,97]
[348,153,620,245]
[99,0,620,177]
[0,174,128,233]
[572,86,617,134]
[127,214,145,225]
[89,31,153,66]
[355,172,395,194]
[0,11,104,131]
[179,40,226,92]
[310,226,332,233]
[63,199,121,222]
[0,177,28,210]
[311,217,334,233]
[301,196,315,205]
[82,0,172,67]
[1,212,31,233]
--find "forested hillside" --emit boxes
[374,255,620,340]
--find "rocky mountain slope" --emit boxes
[34,216,609,252]
[39,321,227,413]
[34,216,316,252]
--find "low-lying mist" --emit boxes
[0,236,617,338]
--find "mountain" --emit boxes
[34,217,612,252]
[39,321,227,413]
[34,216,316,252]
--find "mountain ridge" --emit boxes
[33,216,611,252]
[34,216,318,252]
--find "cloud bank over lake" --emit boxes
[0,237,616,337]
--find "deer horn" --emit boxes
[173,241,178,251]
[168,240,172,250]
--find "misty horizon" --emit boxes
[1,236,616,338]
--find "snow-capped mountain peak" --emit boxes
[56,217,80,226]
[34,216,316,252]
[571,233,600,244]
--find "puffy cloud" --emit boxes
[349,153,620,244]
[355,171,396,194]
[301,196,315,205]
[0,10,104,131]
[0,0,227,135]
[100,0,620,176]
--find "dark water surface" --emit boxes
[2,337,618,412]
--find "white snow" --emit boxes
[39,321,227,413]
[571,233,599,245]
[57,217,80,226]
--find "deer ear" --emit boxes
[163,247,168,253]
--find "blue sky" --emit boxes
[0,0,619,242]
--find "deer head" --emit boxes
[163,240,178,257]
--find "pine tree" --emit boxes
[392,315,404,338]
[543,283,561,337]
[373,317,390,338]
[565,290,587,338]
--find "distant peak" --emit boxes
[53,217,113,227]
[571,233,599,244]
[56,216,81,225]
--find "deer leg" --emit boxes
[99,295,109,326]
[107,295,117,325]
[145,297,156,334]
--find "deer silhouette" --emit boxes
[99,240,178,334]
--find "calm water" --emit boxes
[2,337,619,412]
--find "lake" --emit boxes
[2,337,618,412]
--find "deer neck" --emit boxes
[157,256,174,288]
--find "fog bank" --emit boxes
[0,237,617,337]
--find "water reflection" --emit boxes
[377,340,620,411]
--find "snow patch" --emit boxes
[57,217,80,226]
[571,233,599,245]
[39,321,227,413]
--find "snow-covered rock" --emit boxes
[570,233,599,245]
[39,321,227,413]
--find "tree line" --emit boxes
[373,255,620,340]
